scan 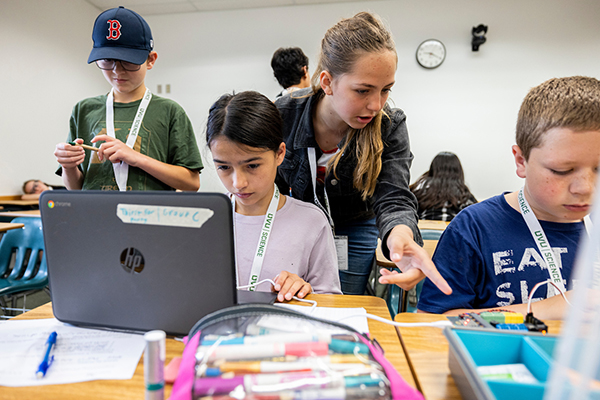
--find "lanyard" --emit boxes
[517,187,592,296]
[106,88,152,191]
[231,184,280,291]
[307,147,335,229]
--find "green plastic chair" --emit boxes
[0,217,48,316]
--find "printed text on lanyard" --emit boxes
[105,88,152,191]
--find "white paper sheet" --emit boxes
[273,304,370,334]
[0,318,146,387]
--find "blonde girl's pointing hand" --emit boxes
[379,225,452,295]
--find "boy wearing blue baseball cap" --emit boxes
[54,6,202,191]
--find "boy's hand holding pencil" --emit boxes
[68,140,99,152]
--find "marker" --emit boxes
[197,386,388,400]
[197,342,328,362]
[328,339,369,354]
[36,331,57,378]
[68,141,99,152]
[194,371,337,396]
[211,354,363,367]
[194,372,383,396]
[144,330,166,400]
[201,333,331,346]
[244,325,356,342]
[203,333,243,342]
[205,361,370,376]
[245,324,289,336]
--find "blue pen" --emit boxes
[36,331,57,378]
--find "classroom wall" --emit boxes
[2,0,599,200]
[0,0,107,193]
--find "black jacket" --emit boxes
[275,89,422,258]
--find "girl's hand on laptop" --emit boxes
[381,225,452,295]
[273,272,312,302]
[92,135,141,165]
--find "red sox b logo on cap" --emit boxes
[106,19,122,40]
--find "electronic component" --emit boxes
[447,313,494,328]
[524,313,548,333]
[447,311,547,333]
[494,323,528,331]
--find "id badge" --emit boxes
[334,235,348,271]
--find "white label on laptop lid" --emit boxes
[117,204,214,228]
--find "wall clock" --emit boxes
[416,39,446,69]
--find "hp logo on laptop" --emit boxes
[120,247,145,274]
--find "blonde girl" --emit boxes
[275,12,451,295]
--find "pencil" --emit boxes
[68,141,99,152]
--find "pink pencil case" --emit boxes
[169,304,423,400]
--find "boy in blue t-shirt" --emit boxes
[54,6,202,191]
[418,76,600,319]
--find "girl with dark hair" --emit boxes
[410,152,478,221]
[275,12,451,295]
[206,91,341,302]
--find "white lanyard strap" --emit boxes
[106,88,152,191]
[231,184,280,291]
[584,214,593,236]
[307,147,335,229]
[518,187,566,295]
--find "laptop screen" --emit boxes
[40,190,237,336]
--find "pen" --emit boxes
[68,141,99,152]
[36,331,57,378]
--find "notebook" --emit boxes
[40,190,272,336]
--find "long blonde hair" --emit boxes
[312,12,397,201]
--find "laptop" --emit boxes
[40,190,274,336]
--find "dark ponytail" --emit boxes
[206,91,283,152]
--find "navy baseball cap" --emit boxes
[88,6,153,65]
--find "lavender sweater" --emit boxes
[234,196,342,294]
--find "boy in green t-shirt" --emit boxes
[54,6,202,191]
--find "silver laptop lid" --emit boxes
[40,190,236,336]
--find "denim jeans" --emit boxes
[335,218,379,295]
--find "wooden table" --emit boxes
[0,199,39,207]
[0,222,25,233]
[376,221,445,268]
[377,240,439,268]
[0,196,39,214]
[0,294,414,399]
[0,210,41,219]
[394,313,562,400]
[418,220,450,231]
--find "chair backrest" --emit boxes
[0,217,46,283]
[405,229,444,313]
[380,229,444,317]
[420,229,443,242]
